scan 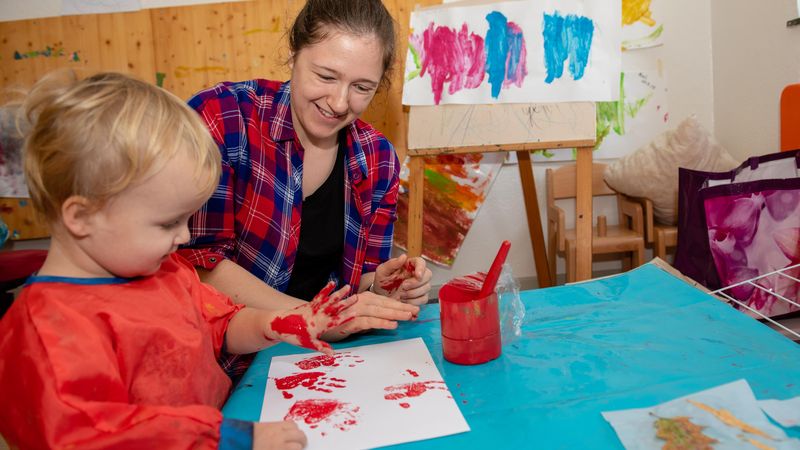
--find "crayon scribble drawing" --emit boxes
[621,0,664,50]
[394,153,504,267]
[402,0,620,105]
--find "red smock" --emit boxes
[0,254,244,449]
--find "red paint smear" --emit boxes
[406,369,419,377]
[384,381,448,400]
[282,391,294,399]
[399,402,411,409]
[295,352,361,370]
[270,313,314,350]
[284,399,360,431]
[380,276,405,293]
[446,272,486,294]
[380,260,419,293]
[275,371,326,390]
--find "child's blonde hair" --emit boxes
[21,71,220,222]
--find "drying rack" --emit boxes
[712,262,800,341]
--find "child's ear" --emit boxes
[61,195,96,238]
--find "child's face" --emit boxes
[80,153,211,278]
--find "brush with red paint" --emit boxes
[439,240,510,365]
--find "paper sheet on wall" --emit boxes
[402,0,621,105]
[61,0,141,15]
[260,338,470,450]
[621,0,665,50]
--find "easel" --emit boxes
[405,103,597,286]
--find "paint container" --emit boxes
[438,275,501,365]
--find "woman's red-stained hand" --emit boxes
[265,282,357,355]
[373,255,432,306]
[320,290,420,342]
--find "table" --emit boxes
[223,263,800,449]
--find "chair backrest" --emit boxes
[781,83,800,152]
[546,162,614,207]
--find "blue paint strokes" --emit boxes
[542,12,594,84]
[485,11,509,98]
[566,15,593,80]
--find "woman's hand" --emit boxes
[265,282,356,355]
[253,421,307,450]
[321,290,420,341]
[373,254,432,306]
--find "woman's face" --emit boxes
[289,27,384,150]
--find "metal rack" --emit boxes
[712,262,800,341]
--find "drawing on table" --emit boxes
[402,0,621,105]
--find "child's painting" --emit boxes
[393,153,505,267]
[260,338,470,450]
[402,0,621,105]
[621,0,665,50]
[603,379,800,449]
[532,69,669,162]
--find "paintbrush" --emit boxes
[478,240,511,298]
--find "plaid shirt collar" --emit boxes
[269,81,369,185]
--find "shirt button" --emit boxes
[209,257,217,263]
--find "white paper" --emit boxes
[260,338,470,450]
[402,0,621,105]
[61,0,141,15]
[602,379,800,450]
[140,0,244,8]
[759,396,800,428]
[0,0,60,22]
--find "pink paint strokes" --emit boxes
[408,12,528,104]
[384,381,449,407]
[284,399,360,431]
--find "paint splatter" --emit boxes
[406,369,419,377]
[295,351,362,370]
[409,12,527,104]
[542,12,594,84]
[174,65,229,78]
[284,399,360,430]
[399,403,411,409]
[485,12,527,98]
[379,260,418,294]
[155,72,166,87]
[623,0,656,26]
[384,381,449,406]
[13,45,80,61]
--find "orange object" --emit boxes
[780,83,800,151]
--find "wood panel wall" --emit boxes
[0,0,437,239]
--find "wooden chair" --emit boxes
[632,197,678,260]
[546,163,646,283]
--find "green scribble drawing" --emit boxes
[155,72,166,87]
[622,24,664,50]
[406,42,422,81]
[594,72,652,149]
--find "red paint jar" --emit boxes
[438,277,501,365]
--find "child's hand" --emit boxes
[253,421,306,450]
[265,282,356,355]
[373,255,432,305]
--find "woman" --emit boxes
[179,0,431,346]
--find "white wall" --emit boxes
[424,0,716,289]
[711,0,800,161]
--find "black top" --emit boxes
[285,144,345,301]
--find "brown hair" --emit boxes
[289,0,397,88]
[20,71,220,222]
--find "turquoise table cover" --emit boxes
[223,263,800,448]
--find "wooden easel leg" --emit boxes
[407,156,425,258]
[574,147,593,281]
[516,150,553,288]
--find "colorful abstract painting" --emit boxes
[532,69,670,162]
[402,0,621,105]
[394,153,504,267]
[621,0,665,50]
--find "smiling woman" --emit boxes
[179,0,433,380]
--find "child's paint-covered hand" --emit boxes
[373,254,432,305]
[265,282,356,355]
[253,420,307,450]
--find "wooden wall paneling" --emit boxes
[94,11,156,82]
